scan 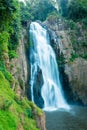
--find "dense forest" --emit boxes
[0,0,87,130]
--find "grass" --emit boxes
[0,71,41,130]
[0,111,17,130]
[0,61,14,84]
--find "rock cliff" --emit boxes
[10,29,29,97]
[44,18,87,105]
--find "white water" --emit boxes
[30,22,69,111]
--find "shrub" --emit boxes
[69,52,78,62]
[81,54,87,59]
[3,100,12,110]
[0,111,17,130]
[0,31,9,60]
[67,0,87,21]
[25,109,33,118]
[8,50,18,59]
[66,20,77,30]
[0,61,14,84]
[46,12,59,24]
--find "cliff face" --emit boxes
[10,29,29,96]
[44,18,87,105]
[9,28,46,130]
[65,58,87,105]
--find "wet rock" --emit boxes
[33,65,44,108]
[33,108,46,130]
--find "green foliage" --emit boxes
[20,0,56,23]
[14,95,22,105]
[0,71,41,130]
[29,101,43,116]
[0,0,19,32]
[0,71,15,98]
[0,111,17,130]
[8,19,21,51]
[20,2,33,26]
[82,17,87,25]
[8,50,18,59]
[0,61,14,84]
[67,0,87,21]
[59,0,87,25]
[81,54,87,59]
[69,53,78,62]
[67,19,87,60]
[0,0,21,63]
[25,109,33,118]
[31,0,56,21]
[60,0,68,17]
[0,1,44,129]
[18,78,24,89]
[3,100,12,110]
[8,1,21,51]
[57,53,66,66]
[0,32,9,51]
[80,41,87,47]
[4,70,14,84]
[66,20,77,30]
[0,31,9,60]
[46,12,60,23]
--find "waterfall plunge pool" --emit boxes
[45,105,87,130]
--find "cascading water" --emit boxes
[30,22,69,111]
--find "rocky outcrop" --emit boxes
[65,58,87,105]
[10,29,29,96]
[33,109,46,130]
[44,18,87,105]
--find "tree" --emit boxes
[20,1,33,26]
[31,0,56,21]
[0,0,21,62]
[20,0,56,22]
[60,0,68,17]
[67,0,87,21]
[0,0,19,31]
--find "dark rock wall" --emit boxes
[33,66,44,108]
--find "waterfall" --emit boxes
[30,22,69,111]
